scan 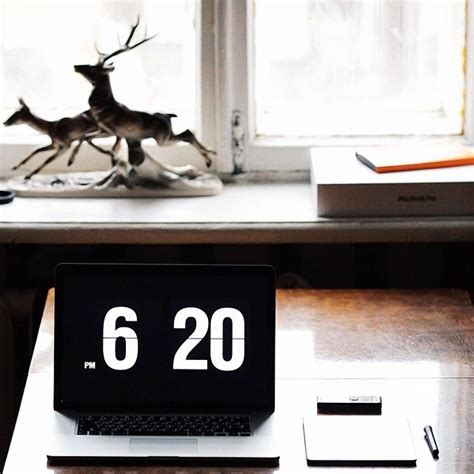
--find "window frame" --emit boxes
[215,0,474,176]
[1,0,474,178]
[0,0,216,177]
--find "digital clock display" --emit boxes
[54,264,275,413]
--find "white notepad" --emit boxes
[303,415,416,466]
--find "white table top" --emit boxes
[1,182,473,244]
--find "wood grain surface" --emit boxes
[5,289,473,473]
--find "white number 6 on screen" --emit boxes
[103,306,138,370]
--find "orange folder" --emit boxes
[356,144,474,173]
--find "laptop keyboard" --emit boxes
[77,415,251,437]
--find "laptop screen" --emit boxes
[54,264,275,413]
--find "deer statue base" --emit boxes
[8,156,223,198]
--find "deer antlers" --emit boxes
[95,16,157,66]
[18,97,28,108]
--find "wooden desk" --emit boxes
[5,289,473,473]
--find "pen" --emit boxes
[424,425,439,458]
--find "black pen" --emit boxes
[424,425,439,458]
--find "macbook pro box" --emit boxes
[47,263,279,465]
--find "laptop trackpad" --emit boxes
[130,438,198,455]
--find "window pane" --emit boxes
[254,0,466,137]
[1,0,197,137]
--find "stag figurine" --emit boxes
[3,98,120,179]
[74,17,216,186]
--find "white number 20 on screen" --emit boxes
[173,307,245,371]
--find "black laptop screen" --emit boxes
[54,264,275,413]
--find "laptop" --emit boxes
[47,263,279,465]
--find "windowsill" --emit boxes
[252,134,467,148]
[0,181,473,244]
[1,134,470,181]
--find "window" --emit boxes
[0,0,208,174]
[216,0,471,173]
[254,0,465,137]
[1,0,473,177]
[1,1,197,132]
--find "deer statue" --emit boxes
[74,16,216,186]
[3,98,121,179]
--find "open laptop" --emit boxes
[47,263,279,465]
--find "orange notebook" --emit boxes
[356,144,474,173]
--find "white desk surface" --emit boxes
[1,182,473,244]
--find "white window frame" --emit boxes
[0,0,217,177]
[2,0,474,179]
[214,0,474,176]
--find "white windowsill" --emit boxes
[0,181,473,244]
